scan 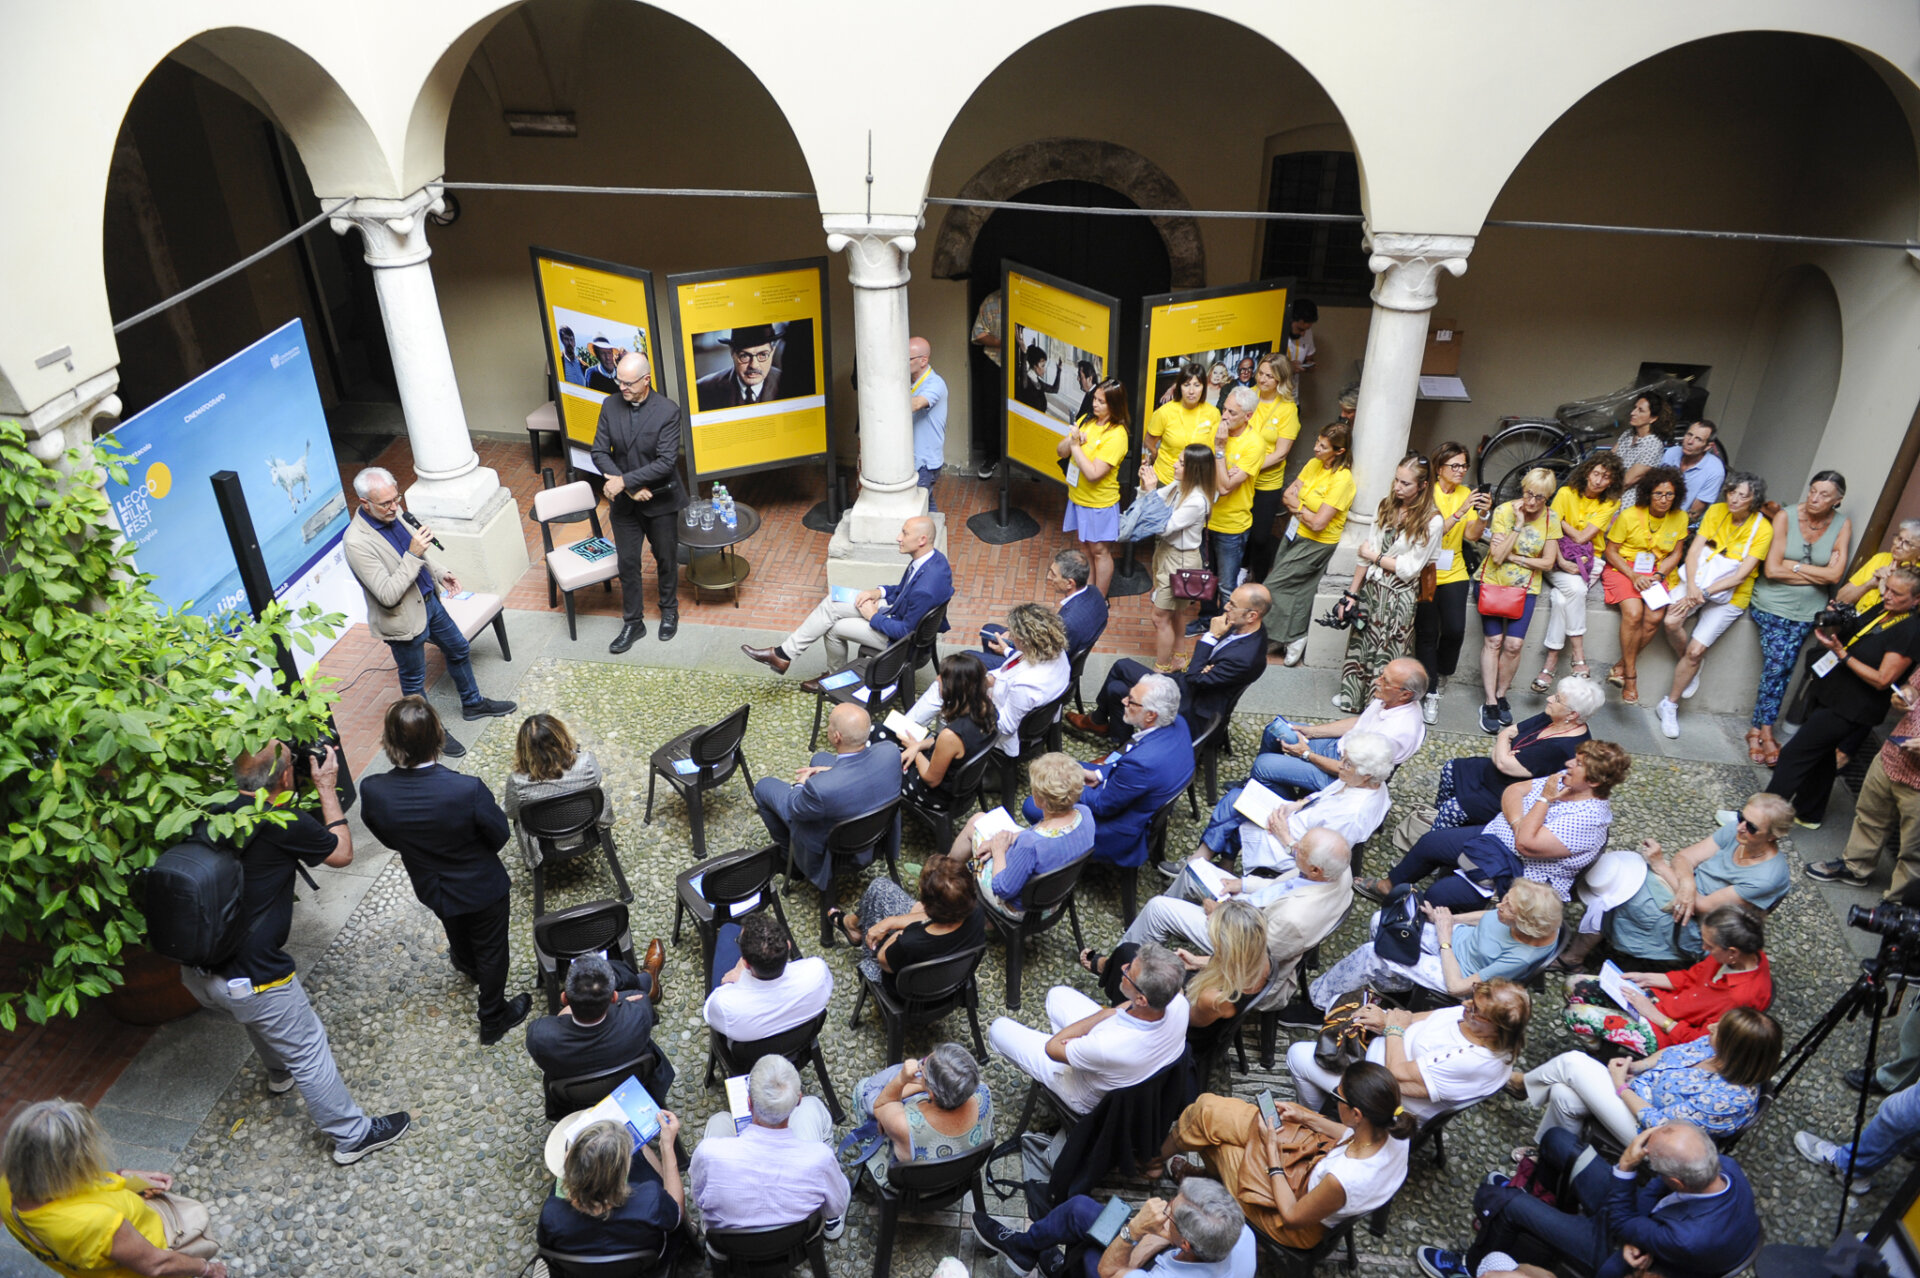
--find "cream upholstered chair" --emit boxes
[439,591,510,660]
[534,475,618,640]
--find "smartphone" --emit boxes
[1087,1196,1131,1247]
[1256,1089,1279,1129]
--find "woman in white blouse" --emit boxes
[1138,443,1216,671]
[1334,453,1443,712]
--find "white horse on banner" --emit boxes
[267,441,312,511]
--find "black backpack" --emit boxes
[143,822,317,970]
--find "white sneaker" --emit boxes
[1284,637,1308,666]
[1796,1131,1872,1194]
[1657,697,1680,739]
[823,1215,846,1241]
[1682,673,1701,700]
[1715,810,1739,827]
[1436,675,1450,696]
[1422,693,1440,725]
[1235,568,1250,588]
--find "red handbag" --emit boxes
[1477,582,1527,619]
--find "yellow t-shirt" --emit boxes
[1147,401,1222,485]
[1693,503,1774,610]
[1550,487,1621,556]
[1293,459,1357,545]
[1433,484,1475,585]
[1851,551,1894,613]
[1066,416,1132,510]
[0,1174,166,1278]
[1208,428,1271,534]
[1608,506,1689,573]
[1249,399,1301,491]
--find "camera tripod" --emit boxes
[1775,937,1915,1235]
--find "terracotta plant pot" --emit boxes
[102,946,203,1026]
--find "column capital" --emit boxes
[824,214,920,290]
[327,185,449,268]
[1363,231,1475,312]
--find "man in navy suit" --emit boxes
[1070,583,1270,745]
[1028,673,1192,869]
[979,548,1109,672]
[743,516,952,677]
[359,697,532,1046]
[1418,1121,1758,1278]
[753,704,903,891]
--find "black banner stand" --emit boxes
[1109,538,1151,597]
[800,450,844,533]
[212,470,356,809]
[966,460,1041,544]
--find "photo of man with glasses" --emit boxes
[694,323,785,411]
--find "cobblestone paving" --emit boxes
[173,659,1875,1275]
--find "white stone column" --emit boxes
[824,214,932,577]
[1337,231,1475,568]
[18,370,122,478]
[329,186,526,593]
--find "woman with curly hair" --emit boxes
[1613,392,1675,488]
[1532,453,1625,690]
[1335,453,1442,712]
[1601,465,1688,706]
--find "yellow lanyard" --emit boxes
[911,369,933,399]
[1846,610,1910,651]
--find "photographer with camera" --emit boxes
[180,741,411,1165]
[1767,565,1920,832]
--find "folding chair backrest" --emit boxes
[535,479,599,522]
[1021,852,1090,916]
[891,943,987,1008]
[1146,790,1183,858]
[909,601,948,659]
[534,899,632,961]
[1016,692,1067,754]
[827,800,901,857]
[705,1211,823,1268]
[887,1142,993,1211]
[724,1008,829,1074]
[940,743,998,809]
[701,847,781,920]
[693,704,752,769]
[540,1244,660,1278]
[522,789,606,842]
[863,637,916,701]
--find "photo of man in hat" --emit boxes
[695,324,784,411]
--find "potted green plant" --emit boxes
[0,419,345,1029]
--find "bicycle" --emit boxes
[1472,375,1707,505]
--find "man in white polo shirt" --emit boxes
[1249,658,1428,797]
[988,942,1190,1115]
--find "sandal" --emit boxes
[1607,663,1625,688]
[1510,1144,1539,1164]
[1166,1154,1206,1184]
[826,908,862,949]
[1571,661,1591,679]
[1078,947,1107,978]
[1746,728,1768,765]
[1529,671,1554,694]
[1619,676,1639,706]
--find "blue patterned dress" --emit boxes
[1629,1037,1760,1137]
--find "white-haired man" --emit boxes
[1036,673,1193,871]
[342,466,514,758]
[689,1054,848,1238]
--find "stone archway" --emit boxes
[930,138,1205,288]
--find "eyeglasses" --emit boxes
[1442,459,1469,470]
[1332,1090,1350,1107]
[731,348,775,365]
[616,375,648,389]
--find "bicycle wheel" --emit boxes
[1488,454,1577,509]
[1476,419,1565,494]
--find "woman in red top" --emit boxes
[1562,906,1769,1057]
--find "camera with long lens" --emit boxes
[1816,601,1860,637]
[1316,592,1365,631]
[1849,902,1920,972]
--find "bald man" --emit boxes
[909,336,949,510]
[591,352,688,652]
[751,704,903,891]
[744,516,952,679]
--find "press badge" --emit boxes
[1065,462,1081,488]
[1814,651,1841,678]
[1435,550,1455,571]
[1633,552,1655,573]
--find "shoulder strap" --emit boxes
[7,1203,58,1263]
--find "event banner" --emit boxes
[666,258,831,481]
[1002,264,1119,483]
[1141,277,1291,410]
[103,318,365,672]
[530,247,663,447]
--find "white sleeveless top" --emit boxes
[1310,1133,1411,1224]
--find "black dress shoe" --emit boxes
[441,731,467,758]
[609,622,643,654]
[479,993,533,1046]
[658,614,678,642]
[461,697,518,721]
[1845,1067,1894,1096]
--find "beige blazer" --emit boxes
[1262,871,1354,1006]
[343,508,453,641]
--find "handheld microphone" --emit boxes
[401,510,444,551]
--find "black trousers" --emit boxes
[442,895,512,1027]
[609,500,680,623]
[1245,487,1288,582]
[1095,658,1158,744]
[1766,705,1877,825]
[1414,579,1472,684]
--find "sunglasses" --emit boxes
[1738,815,1759,835]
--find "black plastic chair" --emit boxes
[1254,1215,1361,1277]
[706,1007,846,1123]
[1583,1081,1773,1162]
[1368,1104,1469,1234]
[539,1243,665,1278]
[986,852,1089,1010]
[532,899,638,1016]
[1184,713,1232,818]
[868,1144,994,1278]
[544,1046,670,1122]
[786,799,903,947]
[810,635,916,751]
[900,742,996,853]
[995,691,1073,810]
[704,1208,829,1278]
[521,788,633,917]
[672,844,794,981]
[904,600,949,697]
[849,942,988,1061]
[646,703,754,861]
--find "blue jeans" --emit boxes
[1201,786,1250,856]
[1200,530,1247,618]
[1249,718,1340,795]
[391,591,484,709]
[1467,1127,1612,1274]
[1823,1077,1920,1175]
[1003,1194,1105,1278]
[917,465,940,511]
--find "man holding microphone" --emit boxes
[593,351,689,652]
